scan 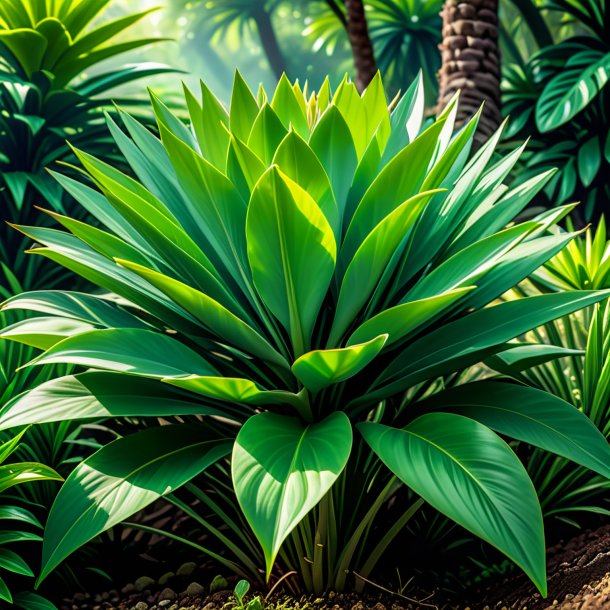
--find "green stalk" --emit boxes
[333,477,401,590]
[123,521,251,579]
[312,492,330,594]
[166,494,262,578]
[354,498,424,593]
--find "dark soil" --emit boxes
[58,525,610,610]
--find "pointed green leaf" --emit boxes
[28,328,218,378]
[246,167,336,355]
[233,412,352,578]
[358,415,546,594]
[292,334,387,393]
[38,425,230,583]
[0,372,225,430]
[420,381,610,480]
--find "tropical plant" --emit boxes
[0,427,62,608]
[0,0,173,293]
[492,219,610,523]
[304,0,442,103]
[191,0,288,80]
[502,0,610,222]
[2,73,610,599]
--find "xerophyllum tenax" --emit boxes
[2,72,610,595]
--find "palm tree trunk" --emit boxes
[254,9,288,81]
[346,0,377,93]
[437,0,502,148]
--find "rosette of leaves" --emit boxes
[2,72,610,596]
[0,0,173,293]
[0,427,62,608]
[502,0,610,222]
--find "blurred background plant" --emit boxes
[0,427,62,609]
[502,0,610,224]
[0,0,174,294]
[496,219,610,526]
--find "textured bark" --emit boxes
[346,0,377,93]
[437,0,502,149]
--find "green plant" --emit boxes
[2,72,610,598]
[492,220,610,523]
[502,0,610,222]
[0,427,61,608]
[226,579,263,610]
[0,0,173,292]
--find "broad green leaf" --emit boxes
[330,190,441,343]
[117,259,286,368]
[372,290,610,400]
[247,104,287,165]
[333,77,367,157]
[0,549,33,576]
[577,136,601,187]
[0,372,225,430]
[0,575,11,603]
[406,222,538,301]
[272,131,339,236]
[1,290,149,330]
[226,135,266,201]
[247,167,336,355]
[347,287,474,348]
[0,505,42,528]
[42,208,152,268]
[0,28,47,76]
[420,381,610,480]
[536,50,610,132]
[164,376,305,412]
[233,412,352,578]
[230,70,259,142]
[361,72,391,151]
[38,425,231,583]
[485,343,584,375]
[342,118,447,261]
[270,74,309,139]
[292,334,387,393]
[0,462,62,493]
[27,328,218,378]
[185,80,229,171]
[358,414,546,594]
[309,105,358,217]
[381,71,425,166]
[1,316,95,350]
[12,591,58,610]
[155,117,250,287]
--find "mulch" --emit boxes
[58,525,610,610]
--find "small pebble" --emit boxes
[134,576,155,592]
[185,581,205,596]
[177,561,197,577]
[159,587,177,602]
[159,571,175,586]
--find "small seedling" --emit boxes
[226,580,263,610]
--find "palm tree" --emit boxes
[437,0,501,146]
[346,0,378,91]
[199,0,289,80]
